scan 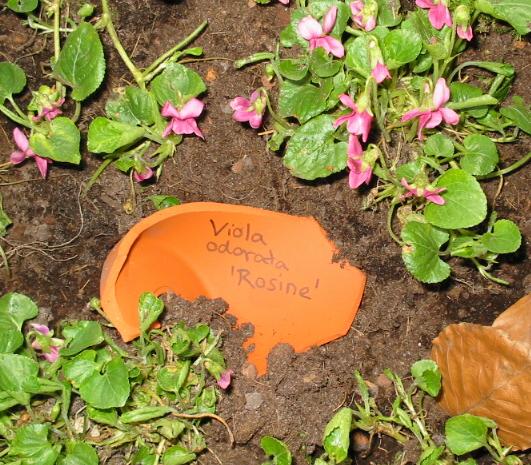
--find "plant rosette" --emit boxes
[232,0,530,285]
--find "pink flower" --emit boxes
[346,134,372,188]
[217,369,234,390]
[278,0,289,4]
[401,78,459,140]
[457,25,473,41]
[230,90,266,129]
[10,128,51,178]
[297,7,345,58]
[133,167,154,183]
[161,99,205,139]
[334,94,373,142]
[33,97,65,122]
[400,178,446,205]
[371,62,390,84]
[350,0,377,31]
[30,324,63,363]
[416,0,452,30]
[31,323,51,336]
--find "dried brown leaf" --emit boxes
[493,294,531,348]
[432,322,531,450]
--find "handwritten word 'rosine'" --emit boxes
[206,240,289,271]
[209,219,267,245]
[231,266,320,300]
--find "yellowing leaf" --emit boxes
[431,295,531,450]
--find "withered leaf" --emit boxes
[431,322,531,450]
[492,294,531,347]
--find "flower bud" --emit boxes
[454,4,470,26]
[78,3,95,18]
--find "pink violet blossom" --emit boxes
[230,90,266,129]
[371,62,391,84]
[334,94,373,142]
[401,78,459,140]
[217,369,234,390]
[297,7,345,58]
[30,324,63,363]
[161,99,205,139]
[346,134,373,188]
[33,97,65,122]
[415,0,452,30]
[133,166,154,183]
[400,178,446,205]
[278,0,289,4]
[457,25,473,41]
[10,128,51,178]
[350,0,377,31]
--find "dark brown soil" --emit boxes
[0,1,529,464]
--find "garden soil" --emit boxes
[0,1,529,464]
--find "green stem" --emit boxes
[100,0,144,87]
[471,258,509,285]
[261,89,291,131]
[345,26,364,36]
[234,52,275,69]
[72,101,81,123]
[387,202,402,246]
[142,20,208,81]
[446,95,498,110]
[0,105,32,128]
[477,152,530,180]
[53,0,61,62]
[84,157,114,193]
[7,97,26,119]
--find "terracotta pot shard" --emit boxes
[100,202,366,374]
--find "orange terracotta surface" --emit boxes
[100,202,366,374]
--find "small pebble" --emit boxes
[245,392,264,410]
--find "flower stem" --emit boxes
[52,0,61,62]
[387,202,402,246]
[7,97,27,119]
[234,52,275,69]
[100,0,144,88]
[72,101,81,123]
[261,89,291,131]
[0,105,32,128]
[477,152,530,180]
[142,20,208,82]
[84,157,114,194]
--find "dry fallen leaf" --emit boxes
[431,294,531,451]
[493,294,531,347]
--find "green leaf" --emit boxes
[323,408,353,463]
[87,117,145,154]
[283,115,347,180]
[401,221,450,284]
[29,117,81,164]
[445,414,496,455]
[278,58,309,81]
[395,159,424,182]
[449,236,488,259]
[425,169,487,229]
[411,359,441,397]
[480,219,521,254]
[62,350,98,387]
[377,0,401,27]
[151,63,206,107]
[0,293,38,354]
[0,61,26,104]
[86,406,119,427]
[54,22,105,101]
[500,96,531,135]
[149,195,181,210]
[475,0,531,35]
[162,445,196,465]
[278,80,328,124]
[345,36,372,77]
[61,442,99,465]
[460,134,499,176]
[450,82,489,118]
[0,195,11,237]
[260,436,292,465]
[0,353,39,406]
[6,0,39,13]
[79,356,130,409]
[462,61,514,77]
[10,424,60,465]
[119,406,173,424]
[383,29,422,69]
[139,292,164,335]
[419,445,445,465]
[423,134,454,158]
[61,321,104,356]
[309,48,342,78]
[307,1,350,36]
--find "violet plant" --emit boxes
[233,0,530,285]
[1,1,105,178]
[85,0,208,190]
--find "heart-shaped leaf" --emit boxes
[54,22,105,101]
[445,414,496,455]
[323,407,353,463]
[30,117,81,164]
[87,117,145,154]
[0,61,26,104]
[425,169,487,229]
[6,0,38,13]
[283,115,347,180]
[0,293,38,353]
[383,29,422,69]
[480,219,521,254]
[150,63,206,107]
[460,134,499,176]
[260,436,292,465]
[279,80,328,124]
[401,221,450,284]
